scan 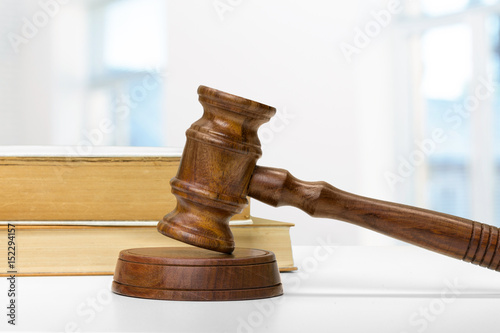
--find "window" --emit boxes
[422,24,473,219]
[87,0,167,146]
[399,1,500,226]
[0,0,167,147]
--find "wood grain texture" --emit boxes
[0,156,249,221]
[248,166,500,272]
[112,247,283,301]
[158,86,276,253]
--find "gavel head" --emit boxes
[157,86,276,254]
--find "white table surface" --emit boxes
[1,245,499,333]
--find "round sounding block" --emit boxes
[112,247,283,301]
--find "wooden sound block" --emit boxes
[112,247,283,301]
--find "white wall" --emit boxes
[0,0,88,145]
[165,0,400,246]
[0,1,53,145]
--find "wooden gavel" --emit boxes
[157,85,500,272]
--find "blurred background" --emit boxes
[1,0,499,245]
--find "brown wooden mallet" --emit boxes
[113,85,500,302]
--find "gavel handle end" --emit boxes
[248,166,500,272]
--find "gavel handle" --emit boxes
[248,166,500,272]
